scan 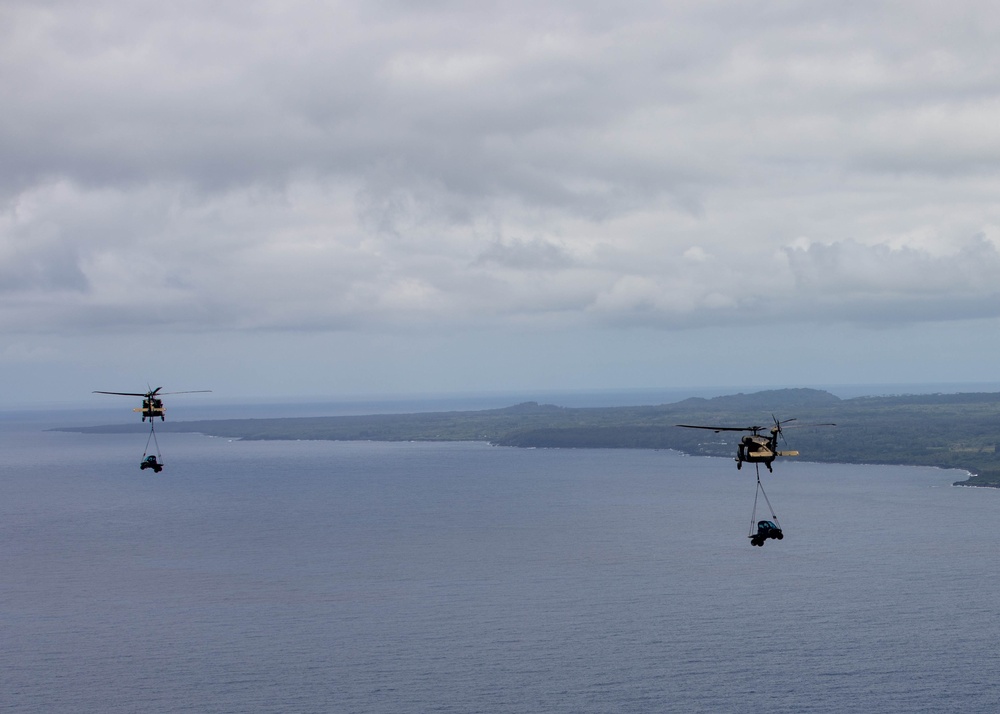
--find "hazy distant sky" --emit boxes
[4,0,1000,406]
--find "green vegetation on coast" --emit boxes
[56,388,1000,487]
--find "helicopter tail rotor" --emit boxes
[771,415,796,444]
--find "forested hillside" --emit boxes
[57,388,1000,486]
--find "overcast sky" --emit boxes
[4,0,1000,407]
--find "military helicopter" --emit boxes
[93,386,211,421]
[677,416,834,547]
[676,416,835,473]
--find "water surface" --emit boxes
[2,423,998,713]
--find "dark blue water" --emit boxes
[2,421,999,713]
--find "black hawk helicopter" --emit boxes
[677,416,834,546]
[93,386,212,421]
[94,386,211,474]
[676,416,834,473]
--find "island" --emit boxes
[54,388,1000,487]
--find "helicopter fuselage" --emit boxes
[735,432,798,471]
[134,398,165,421]
[737,434,777,470]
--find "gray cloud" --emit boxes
[4,0,1000,342]
[474,237,572,271]
[782,236,1000,324]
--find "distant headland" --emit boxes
[53,387,1000,487]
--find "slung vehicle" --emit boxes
[749,520,783,547]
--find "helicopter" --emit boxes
[676,416,835,473]
[93,387,212,421]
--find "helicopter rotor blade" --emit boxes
[676,424,757,432]
[95,388,211,397]
[678,418,832,435]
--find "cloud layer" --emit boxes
[4,0,1000,342]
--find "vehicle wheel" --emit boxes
[776,533,783,540]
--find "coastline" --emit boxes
[48,387,1000,488]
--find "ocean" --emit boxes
[2,414,999,713]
